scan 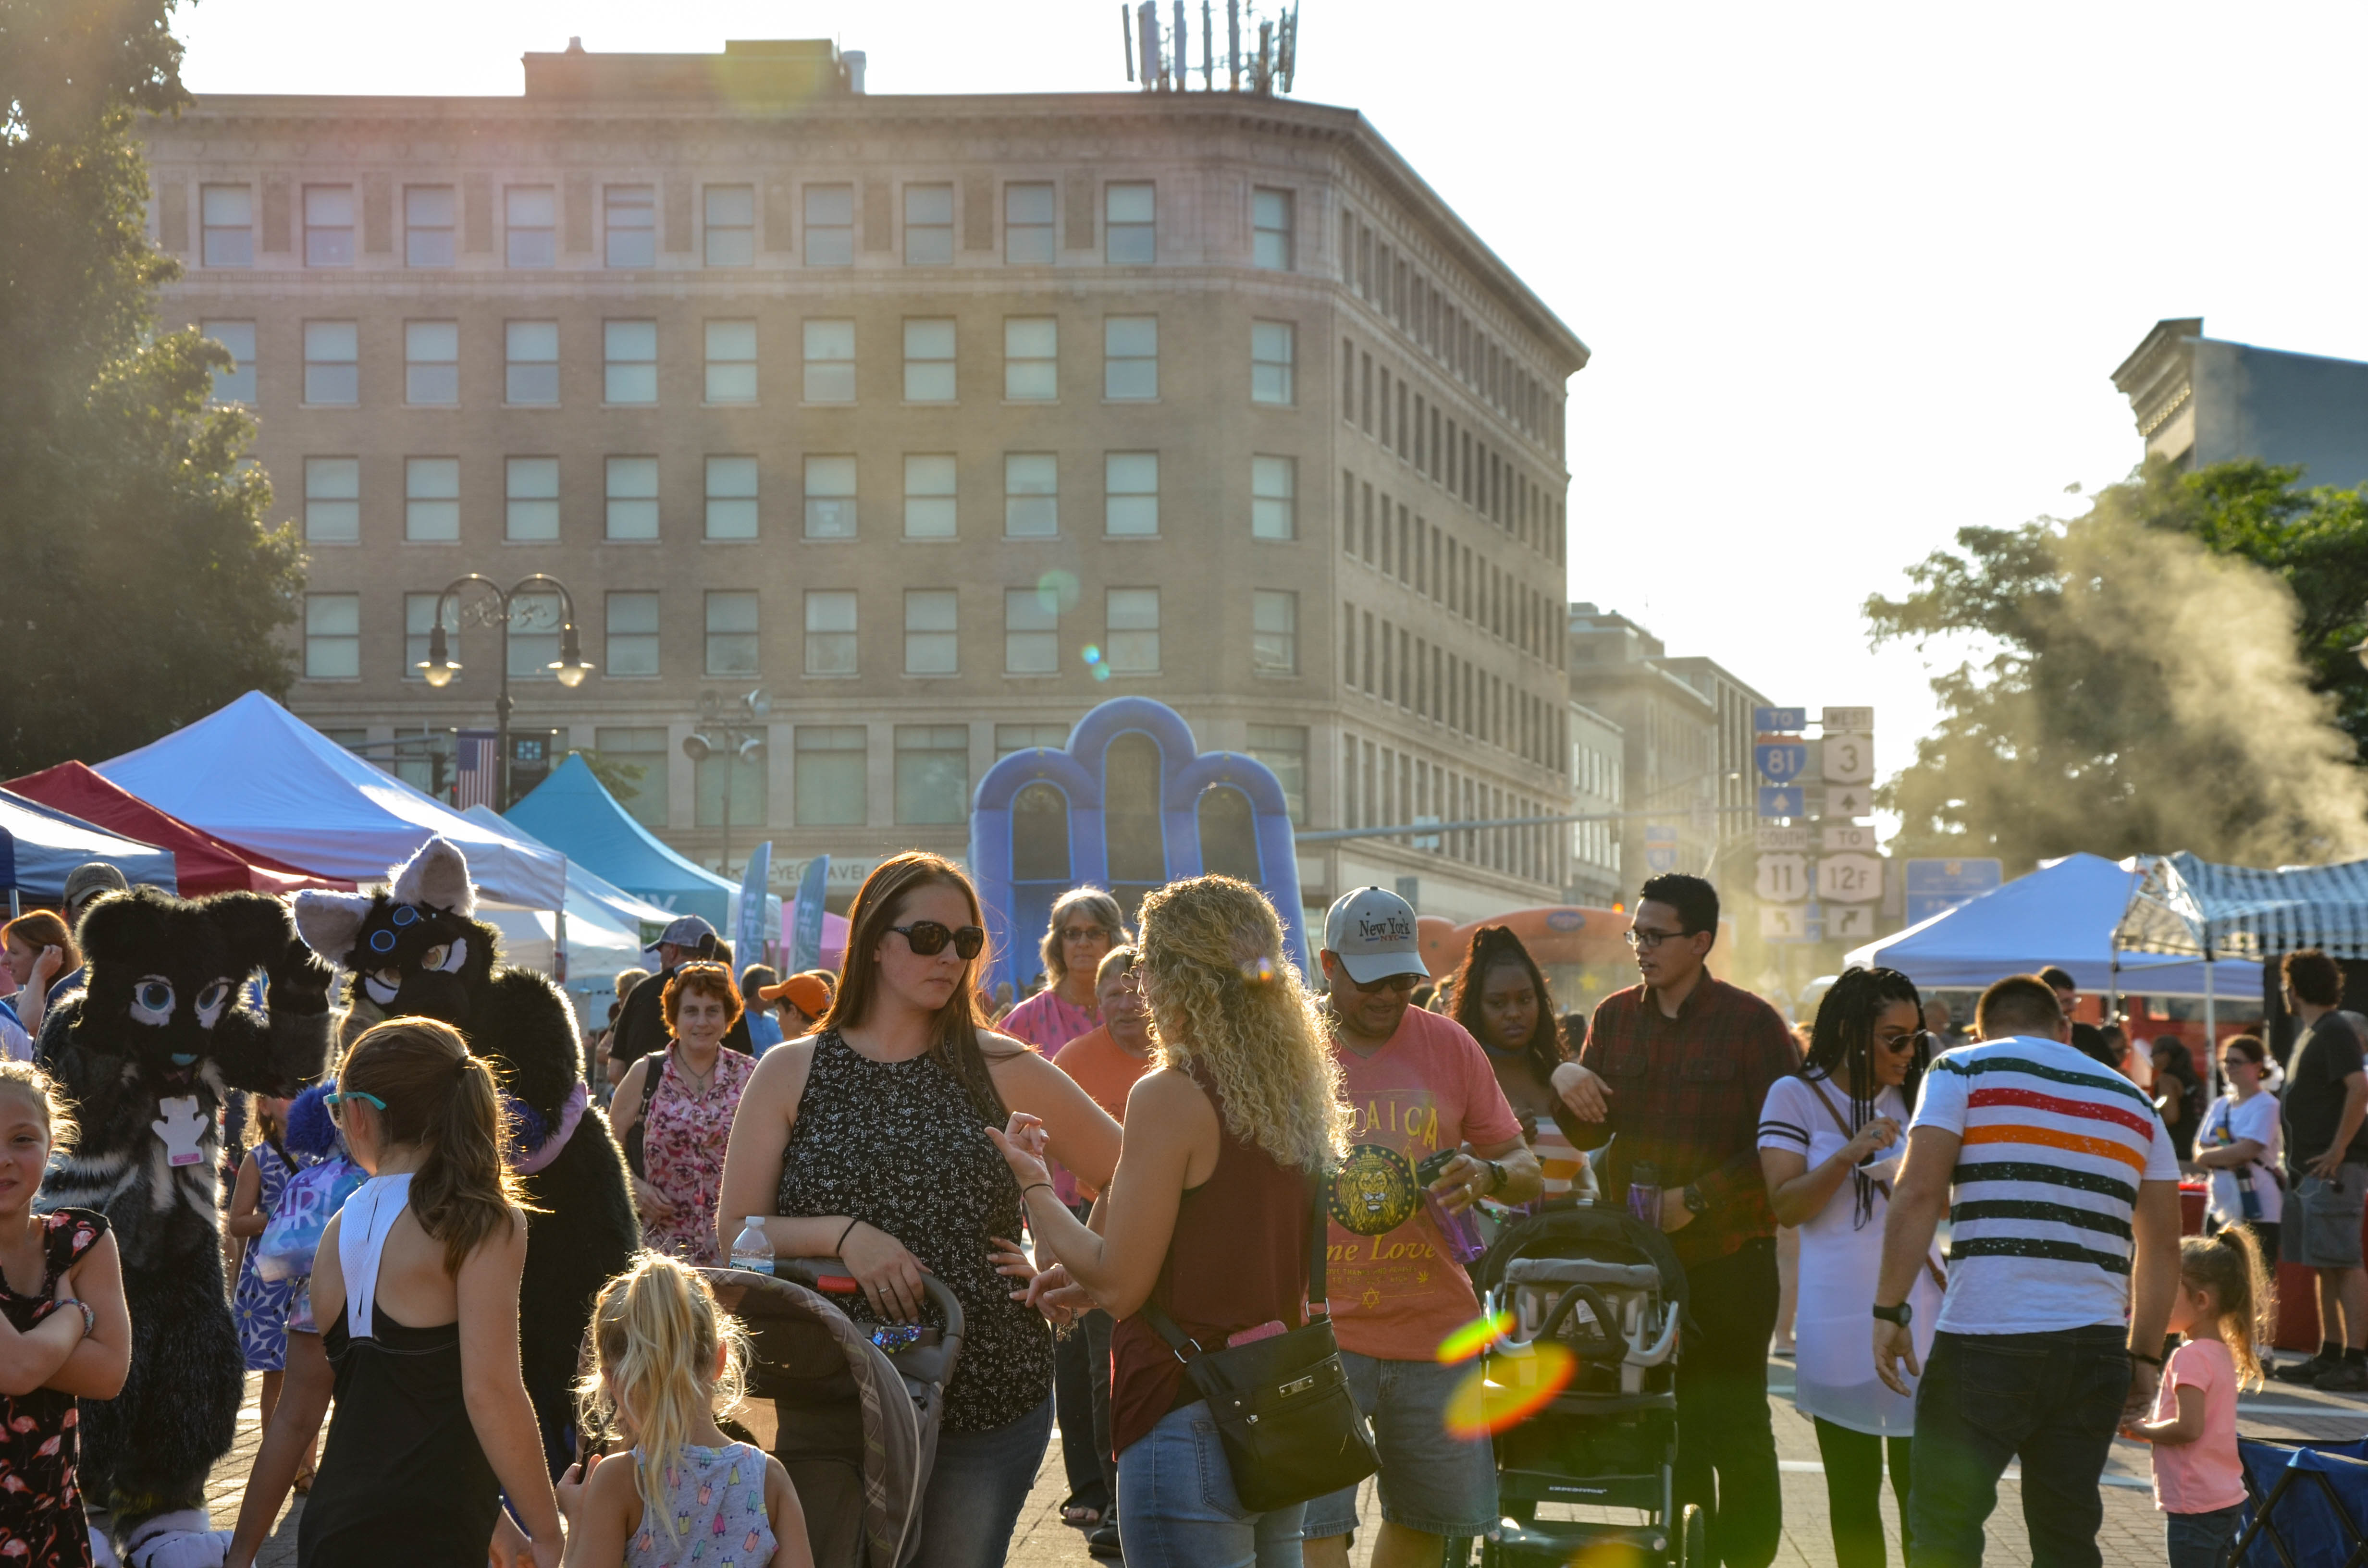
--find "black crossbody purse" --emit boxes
[1140,1173,1381,1513]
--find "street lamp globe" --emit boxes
[549,622,593,687]
[418,623,459,686]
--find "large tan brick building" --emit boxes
[138,38,1588,926]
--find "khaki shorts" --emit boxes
[2283,1163,2368,1270]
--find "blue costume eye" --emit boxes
[392,906,420,927]
[369,930,396,953]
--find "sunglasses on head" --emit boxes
[892,921,986,960]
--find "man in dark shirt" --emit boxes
[1553,873,1800,1568]
[606,914,752,1085]
[2275,948,2368,1389]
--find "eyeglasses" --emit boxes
[1059,925,1113,946]
[1344,969,1420,994]
[366,904,429,954]
[892,921,986,960]
[1624,927,1691,951]
[324,1089,386,1125]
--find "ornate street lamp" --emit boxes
[416,573,592,808]
[684,688,769,879]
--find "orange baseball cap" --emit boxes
[757,972,832,1017]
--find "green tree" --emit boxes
[1866,462,2368,870]
[573,749,644,806]
[0,0,304,776]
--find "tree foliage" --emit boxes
[0,0,303,776]
[1867,461,2368,871]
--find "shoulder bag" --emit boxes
[1140,1172,1381,1514]
[622,1051,666,1179]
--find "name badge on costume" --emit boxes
[153,1095,209,1167]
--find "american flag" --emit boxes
[452,730,500,810]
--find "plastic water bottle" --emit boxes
[729,1217,774,1275]
[1627,1161,1663,1227]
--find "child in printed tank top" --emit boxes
[561,1254,811,1568]
[2121,1232,2273,1568]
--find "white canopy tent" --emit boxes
[457,806,674,997]
[98,692,565,911]
[1846,852,2261,1000]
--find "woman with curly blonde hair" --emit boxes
[988,874,1348,1567]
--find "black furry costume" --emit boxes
[294,838,639,1475]
[37,889,334,1559]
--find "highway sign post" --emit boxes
[1818,852,1883,904]
[1645,823,1681,874]
[1821,732,1873,785]
[1755,737,1809,784]
[1904,858,2003,923]
[1755,853,1810,903]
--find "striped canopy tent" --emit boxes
[2112,852,2368,963]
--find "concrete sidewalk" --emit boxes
[217,1357,2368,1565]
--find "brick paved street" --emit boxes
[212,1358,2368,1565]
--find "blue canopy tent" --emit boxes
[0,789,178,905]
[505,753,779,938]
[1844,852,2261,999]
[456,805,677,993]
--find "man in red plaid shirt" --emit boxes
[1554,872,1800,1568]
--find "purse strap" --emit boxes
[1143,1169,1329,1362]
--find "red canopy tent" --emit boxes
[6,761,356,897]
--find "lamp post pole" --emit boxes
[684,688,770,881]
[418,572,592,810]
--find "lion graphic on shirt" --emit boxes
[1331,1144,1419,1236]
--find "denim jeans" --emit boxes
[2166,1503,2244,1568]
[1115,1399,1306,1568]
[1300,1350,1498,1540]
[1907,1327,2129,1568]
[912,1394,1054,1568]
[1678,1237,1783,1568]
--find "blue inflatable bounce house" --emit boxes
[969,697,1307,993]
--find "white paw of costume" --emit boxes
[122,1512,232,1568]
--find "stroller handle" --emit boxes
[1536,1282,1626,1364]
[776,1256,969,1346]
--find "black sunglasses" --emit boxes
[892,921,986,960]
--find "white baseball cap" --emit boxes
[1323,887,1425,985]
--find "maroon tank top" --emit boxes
[1108,1068,1315,1456]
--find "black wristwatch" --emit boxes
[1872,1300,1912,1326]
[1682,1183,1709,1216]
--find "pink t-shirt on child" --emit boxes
[2149,1338,2245,1514]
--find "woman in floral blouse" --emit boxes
[613,964,757,1264]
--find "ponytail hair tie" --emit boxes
[453,1052,472,1079]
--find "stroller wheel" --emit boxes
[1675,1504,1706,1568]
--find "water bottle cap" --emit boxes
[744,1216,768,1228]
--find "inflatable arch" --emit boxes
[968,697,1308,992]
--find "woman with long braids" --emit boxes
[1449,926,1592,1203]
[1756,967,1942,1568]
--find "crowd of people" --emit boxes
[0,848,2351,1568]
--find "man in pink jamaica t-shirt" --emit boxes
[1303,887,1542,1568]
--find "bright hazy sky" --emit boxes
[174,1,2368,808]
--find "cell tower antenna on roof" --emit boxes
[1120,3,1135,82]
[1202,0,1215,88]
[1227,0,1241,89]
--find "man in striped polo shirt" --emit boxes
[1871,974,2181,1568]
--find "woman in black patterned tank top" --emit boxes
[718,853,1122,1568]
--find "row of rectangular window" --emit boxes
[303,586,1300,684]
[1345,597,1566,772]
[298,452,1299,544]
[203,317,1296,411]
[1343,730,1563,885]
[551,718,1308,832]
[1341,472,1562,674]
[196,180,1295,273]
[1345,334,1565,570]
[1341,206,1563,458]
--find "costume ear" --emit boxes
[391,836,475,917]
[74,888,159,964]
[205,892,300,973]
[294,891,375,964]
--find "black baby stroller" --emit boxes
[701,1259,965,1568]
[1468,1206,1701,1568]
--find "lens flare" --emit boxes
[1443,1342,1574,1439]
[1036,569,1082,613]
[1434,1310,1514,1365]
[1081,644,1103,665]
